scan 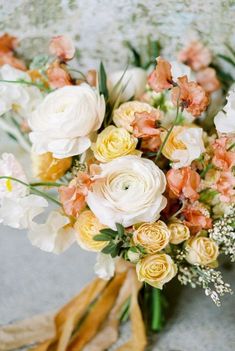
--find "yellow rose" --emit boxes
[161,126,205,168]
[136,253,177,289]
[92,126,140,163]
[74,210,108,252]
[32,152,72,181]
[185,237,219,266]
[133,221,170,254]
[168,221,190,245]
[113,101,156,132]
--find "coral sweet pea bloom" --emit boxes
[131,110,162,138]
[148,57,173,93]
[196,67,220,93]
[178,41,212,71]
[46,60,72,88]
[49,35,75,61]
[166,167,200,201]
[171,75,209,117]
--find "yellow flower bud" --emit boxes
[74,210,107,252]
[168,221,190,244]
[92,125,140,163]
[133,221,170,254]
[32,152,72,182]
[136,253,177,289]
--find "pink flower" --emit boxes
[0,53,26,70]
[86,69,97,87]
[183,203,212,234]
[49,35,75,61]
[215,171,235,202]
[46,61,72,88]
[141,136,161,152]
[178,41,212,71]
[171,75,209,116]
[148,57,173,92]
[166,167,200,201]
[0,33,18,54]
[131,110,162,138]
[59,172,92,217]
[196,68,220,93]
[212,138,235,170]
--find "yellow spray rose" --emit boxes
[133,221,170,254]
[185,237,219,266]
[92,125,140,163]
[136,253,177,289]
[168,221,190,244]
[32,152,72,181]
[113,101,156,132]
[74,210,107,252]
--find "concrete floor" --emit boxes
[0,135,235,351]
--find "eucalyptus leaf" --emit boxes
[93,234,110,241]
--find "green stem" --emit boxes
[67,68,87,81]
[151,288,162,331]
[0,176,62,206]
[155,89,182,162]
[0,79,52,92]
[227,142,235,151]
[30,181,65,187]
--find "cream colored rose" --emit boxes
[92,126,140,163]
[74,210,107,252]
[32,152,72,181]
[168,221,190,244]
[133,221,170,254]
[161,126,205,168]
[113,101,156,132]
[186,237,219,266]
[136,253,177,289]
[87,156,167,229]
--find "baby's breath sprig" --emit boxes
[178,264,233,306]
[209,204,235,262]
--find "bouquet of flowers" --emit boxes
[0,33,234,351]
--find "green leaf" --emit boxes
[125,41,142,67]
[218,54,235,67]
[98,61,109,100]
[101,242,117,254]
[116,223,125,237]
[225,44,235,59]
[99,228,117,238]
[200,164,213,178]
[93,234,110,241]
[199,189,219,204]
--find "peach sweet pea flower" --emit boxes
[166,167,200,201]
[59,172,93,217]
[148,57,173,93]
[171,75,209,116]
[49,35,75,61]
[131,110,162,138]
[183,202,212,234]
[196,67,220,93]
[178,41,212,71]
[47,61,72,88]
[215,171,235,202]
[86,69,97,87]
[0,53,26,70]
[212,138,235,171]
[0,33,18,54]
[141,136,161,152]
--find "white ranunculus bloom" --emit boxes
[170,61,195,81]
[0,153,28,200]
[171,127,205,168]
[29,84,105,158]
[94,253,115,280]
[214,89,235,134]
[108,67,147,102]
[0,64,42,118]
[87,155,167,229]
[0,194,48,229]
[28,210,76,254]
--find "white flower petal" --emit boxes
[94,253,115,280]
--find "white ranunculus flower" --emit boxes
[94,253,115,280]
[87,155,167,229]
[0,195,48,229]
[170,61,195,81]
[28,210,76,254]
[29,84,105,158]
[0,64,42,118]
[0,153,28,200]
[214,89,235,134]
[108,67,147,102]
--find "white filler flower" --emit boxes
[87,155,167,229]
[29,84,105,158]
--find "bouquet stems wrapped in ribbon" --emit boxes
[0,33,234,350]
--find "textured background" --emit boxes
[0,1,235,350]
